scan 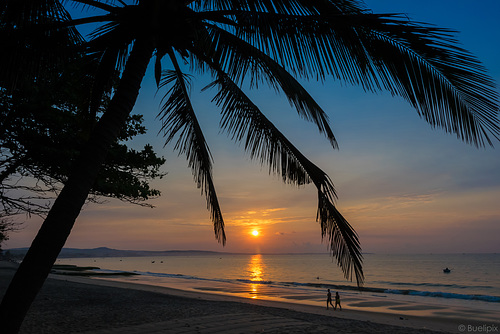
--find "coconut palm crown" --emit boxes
[6,0,500,283]
[77,0,499,283]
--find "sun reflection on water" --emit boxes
[248,254,264,299]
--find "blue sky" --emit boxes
[5,0,500,254]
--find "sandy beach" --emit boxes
[0,261,495,333]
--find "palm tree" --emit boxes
[1,0,499,332]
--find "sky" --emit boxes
[5,0,500,254]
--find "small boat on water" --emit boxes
[443,267,451,273]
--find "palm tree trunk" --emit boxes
[0,38,155,334]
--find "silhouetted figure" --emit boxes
[326,289,334,310]
[334,291,342,310]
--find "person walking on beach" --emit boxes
[326,289,334,310]
[334,291,342,311]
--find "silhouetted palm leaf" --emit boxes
[198,8,499,146]
[196,59,362,282]
[158,54,226,245]
[200,24,339,148]
[0,0,82,88]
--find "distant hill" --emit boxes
[6,247,225,259]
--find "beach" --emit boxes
[1,261,494,333]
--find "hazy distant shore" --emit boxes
[5,247,341,259]
[1,261,480,333]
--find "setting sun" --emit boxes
[251,230,259,236]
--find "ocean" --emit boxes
[56,253,500,322]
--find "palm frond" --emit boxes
[352,16,500,146]
[0,0,83,89]
[208,10,499,146]
[202,24,338,148]
[191,0,366,16]
[70,0,122,14]
[193,52,363,283]
[158,51,226,245]
[227,11,375,86]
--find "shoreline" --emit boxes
[54,274,493,333]
[1,261,497,333]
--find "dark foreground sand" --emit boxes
[0,261,478,333]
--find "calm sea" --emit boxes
[56,253,500,320]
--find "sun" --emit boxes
[251,230,259,237]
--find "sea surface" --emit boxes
[56,253,500,322]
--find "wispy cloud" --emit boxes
[275,231,296,236]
